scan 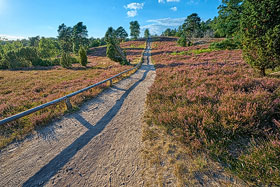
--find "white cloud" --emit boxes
[141,17,185,35]
[124,2,144,10]
[127,10,138,17]
[0,34,27,41]
[170,7,177,11]
[124,2,144,17]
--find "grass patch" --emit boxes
[171,48,218,56]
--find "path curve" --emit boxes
[0,41,155,187]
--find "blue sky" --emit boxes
[0,0,221,40]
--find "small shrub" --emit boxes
[177,34,192,47]
[60,52,72,68]
[210,39,240,50]
[78,46,88,67]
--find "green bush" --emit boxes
[210,38,240,50]
[177,34,192,47]
[106,43,122,63]
[3,50,32,69]
[78,46,88,67]
[60,52,72,68]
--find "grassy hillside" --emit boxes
[0,40,145,149]
[143,37,280,186]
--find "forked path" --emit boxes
[0,41,155,187]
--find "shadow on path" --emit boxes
[23,60,152,187]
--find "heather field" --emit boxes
[0,40,145,149]
[145,37,280,185]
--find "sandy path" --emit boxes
[0,41,155,187]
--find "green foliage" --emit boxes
[105,27,128,65]
[129,21,140,40]
[72,22,88,53]
[212,0,243,38]
[28,36,40,47]
[60,52,72,68]
[144,29,150,39]
[105,27,117,44]
[78,46,88,67]
[177,34,192,47]
[89,37,106,48]
[162,28,177,37]
[200,19,213,38]
[106,43,128,65]
[171,48,217,56]
[57,23,73,52]
[0,47,45,69]
[115,26,128,42]
[38,37,60,58]
[240,0,280,76]
[210,38,241,50]
[183,13,203,38]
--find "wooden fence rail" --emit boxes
[0,41,148,126]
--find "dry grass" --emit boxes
[0,40,145,149]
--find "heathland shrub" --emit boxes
[148,39,280,185]
[78,46,88,67]
[60,52,72,68]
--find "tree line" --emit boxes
[162,0,280,76]
[0,20,146,69]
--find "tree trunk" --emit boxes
[260,67,266,76]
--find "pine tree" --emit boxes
[240,0,280,76]
[79,46,88,67]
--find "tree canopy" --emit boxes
[130,21,140,40]
[240,0,280,76]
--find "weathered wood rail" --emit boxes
[0,41,149,126]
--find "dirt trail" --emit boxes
[0,41,155,187]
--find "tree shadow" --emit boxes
[88,46,107,57]
[22,62,151,187]
[155,62,186,69]
[124,48,144,50]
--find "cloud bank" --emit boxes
[141,17,185,35]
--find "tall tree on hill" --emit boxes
[72,22,88,53]
[130,21,140,40]
[214,0,243,37]
[183,13,202,38]
[144,29,150,39]
[240,0,280,76]
[57,23,73,52]
[115,27,128,42]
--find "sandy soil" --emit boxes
[0,42,155,187]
